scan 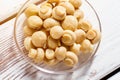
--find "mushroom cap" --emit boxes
[34,48,45,63]
[23,25,36,36]
[78,20,92,32]
[75,29,86,43]
[24,37,35,51]
[64,51,78,66]
[91,29,101,44]
[70,43,81,55]
[39,6,52,19]
[43,18,60,30]
[74,9,84,20]
[27,16,43,30]
[59,2,75,15]
[52,6,66,21]
[47,36,59,49]
[80,39,93,53]
[55,46,67,61]
[69,0,82,9]
[28,48,37,58]
[45,49,55,59]
[86,29,97,40]
[24,4,39,17]
[61,30,76,46]
[62,15,78,31]
[31,31,47,47]
[50,26,64,39]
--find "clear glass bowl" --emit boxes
[14,0,101,74]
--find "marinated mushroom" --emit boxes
[44,58,59,66]
[61,30,76,46]
[75,29,86,43]
[47,36,59,49]
[45,49,55,59]
[55,46,67,61]
[34,48,45,63]
[78,20,92,32]
[24,4,39,17]
[23,25,36,36]
[64,51,78,66]
[74,9,84,20]
[59,2,75,15]
[70,43,81,55]
[86,29,97,40]
[62,15,78,31]
[23,0,101,67]
[43,18,60,30]
[91,29,101,44]
[39,6,52,19]
[64,58,74,66]
[50,26,64,39]
[52,6,66,21]
[32,31,47,47]
[80,39,93,53]
[28,48,37,59]
[27,16,43,30]
[69,0,82,9]
[24,37,35,51]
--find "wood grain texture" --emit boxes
[0,0,44,24]
[0,0,120,80]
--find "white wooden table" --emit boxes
[0,0,120,80]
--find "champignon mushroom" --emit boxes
[62,15,78,31]
[70,43,81,55]
[86,29,97,40]
[24,37,35,51]
[80,39,93,53]
[39,6,52,19]
[69,0,82,9]
[23,25,36,36]
[44,58,59,66]
[64,51,78,66]
[27,16,43,30]
[55,46,67,61]
[91,29,101,44]
[45,49,55,59]
[52,6,66,21]
[28,48,37,59]
[47,36,59,49]
[61,30,76,46]
[59,2,75,15]
[31,31,47,47]
[50,26,64,39]
[34,48,45,63]
[74,29,86,43]
[24,4,39,17]
[74,9,84,21]
[43,18,60,30]
[78,20,92,32]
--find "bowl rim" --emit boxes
[13,0,102,74]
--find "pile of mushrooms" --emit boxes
[23,0,101,67]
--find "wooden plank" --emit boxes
[0,0,120,80]
[0,0,44,25]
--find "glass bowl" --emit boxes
[13,0,101,74]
